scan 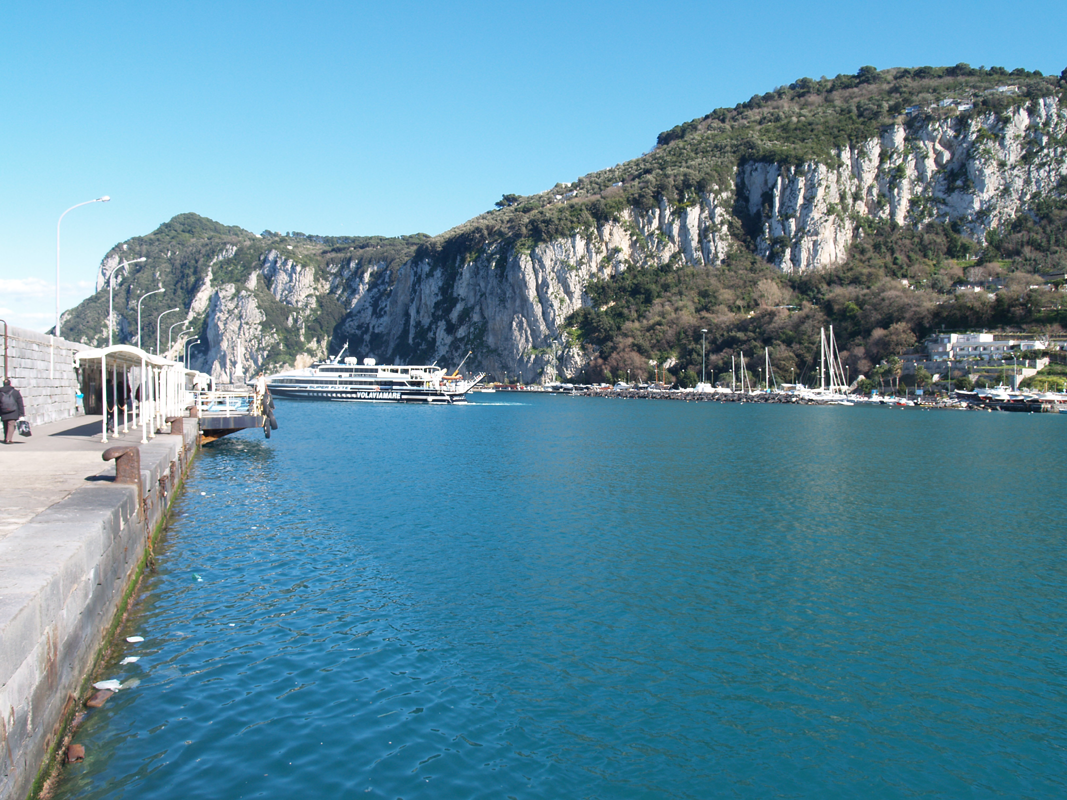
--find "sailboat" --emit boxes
[801,326,854,405]
[764,347,779,393]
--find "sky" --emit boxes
[2,0,1065,333]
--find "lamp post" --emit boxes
[105,257,147,346]
[167,320,189,357]
[156,308,180,355]
[56,196,109,340]
[185,337,200,365]
[173,330,194,364]
[137,287,164,349]
[701,329,707,385]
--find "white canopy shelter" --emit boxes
[75,344,204,443]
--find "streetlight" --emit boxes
[56,196,109,340]
[173,330,194,362]
[156,308,180,355]
[137,287,164,350]
[700,329,708,386]
[185,337,200,365]
[105,257,147,346]
[167,320,189,356]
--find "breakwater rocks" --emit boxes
[569,388,974,409]
[577,389,835,404]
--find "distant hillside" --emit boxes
[60,64,1067,386]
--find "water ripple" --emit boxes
[56,399,1067,799]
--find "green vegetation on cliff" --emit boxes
[433,64,1066,260]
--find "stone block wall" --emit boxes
[0,424,199,800]
[2,325,87,427]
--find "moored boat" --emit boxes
[264,348,484,404]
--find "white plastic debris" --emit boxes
[93,680,122,691]
[126,636,144,643]
[121,656,140,665]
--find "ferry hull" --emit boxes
[268,386,470,404]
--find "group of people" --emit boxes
[0,378,25,444]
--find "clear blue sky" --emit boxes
[2,0,1065,332]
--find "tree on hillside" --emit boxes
[871,363,888,393]
[887,355,903,391]
[678,369,698,389]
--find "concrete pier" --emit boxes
[0,414,199,800]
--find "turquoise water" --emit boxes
[56,397,1067,799]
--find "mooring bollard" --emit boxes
[166,416,184,436]
[102,446,142,503]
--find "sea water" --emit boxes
[55,397,1067,799]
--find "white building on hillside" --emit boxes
[925,333,1049,362]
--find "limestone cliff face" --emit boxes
[196,251,333,382]
[261,250,326,308]
[335,195,734,382]
[740,96,1067,272]
[202,280,271,382]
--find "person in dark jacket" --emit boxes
[0,378,25,444]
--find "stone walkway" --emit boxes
[0,415,151,541]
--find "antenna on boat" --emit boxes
[332,342,349,364]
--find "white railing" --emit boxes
[195,390,262,417]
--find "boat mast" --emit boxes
[820,328,826,391]
[831,325,838,392]
[828,325,845,392]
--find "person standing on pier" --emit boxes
[1,378,25,444]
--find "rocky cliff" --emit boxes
[62,67,1067,384]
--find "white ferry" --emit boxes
[264,348,484,404]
